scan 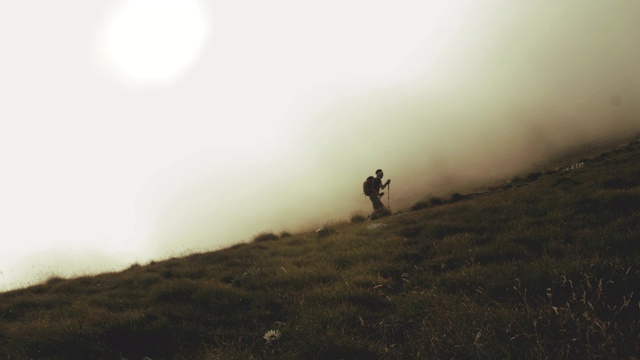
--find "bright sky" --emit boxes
[1,1,639,291]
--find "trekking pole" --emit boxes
[387,183,391,212]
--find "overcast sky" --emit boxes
[1,0,639,291]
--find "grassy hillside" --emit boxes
[1,136,639,359]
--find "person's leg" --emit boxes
[369,195,385,220]
[368,196,377,220]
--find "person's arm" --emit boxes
[381,179,391,190]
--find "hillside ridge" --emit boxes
[1,134,639,359]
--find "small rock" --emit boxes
[367,223,387,230]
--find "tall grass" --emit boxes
[1,138,639,359]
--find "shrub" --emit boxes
[450,192,465,203]
[527,171,542,181]
[411,196,444,211]
[350,213,367,223]
[253,232,279,242]
[411,200,429,211]
[509,176,528,187]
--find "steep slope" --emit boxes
[1,137,639,359]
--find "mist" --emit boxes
[144,1,640,257]
[1,1,639,291]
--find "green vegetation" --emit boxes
[253,232,280,243]
[1,138,639,359]
[350,212,367,223]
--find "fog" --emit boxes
[1,1,639,291]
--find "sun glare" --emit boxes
[107,0,208,84]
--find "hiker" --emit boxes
[366,169,391,219]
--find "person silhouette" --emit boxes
[368,169,390,219]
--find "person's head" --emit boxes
[375,169,384,178]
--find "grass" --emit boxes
[1,137,639,359]
[253,232,280,243]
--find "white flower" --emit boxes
[263,329,282,344]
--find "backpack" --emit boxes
[363,176,375,196]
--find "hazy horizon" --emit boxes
[2,0,639,291]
